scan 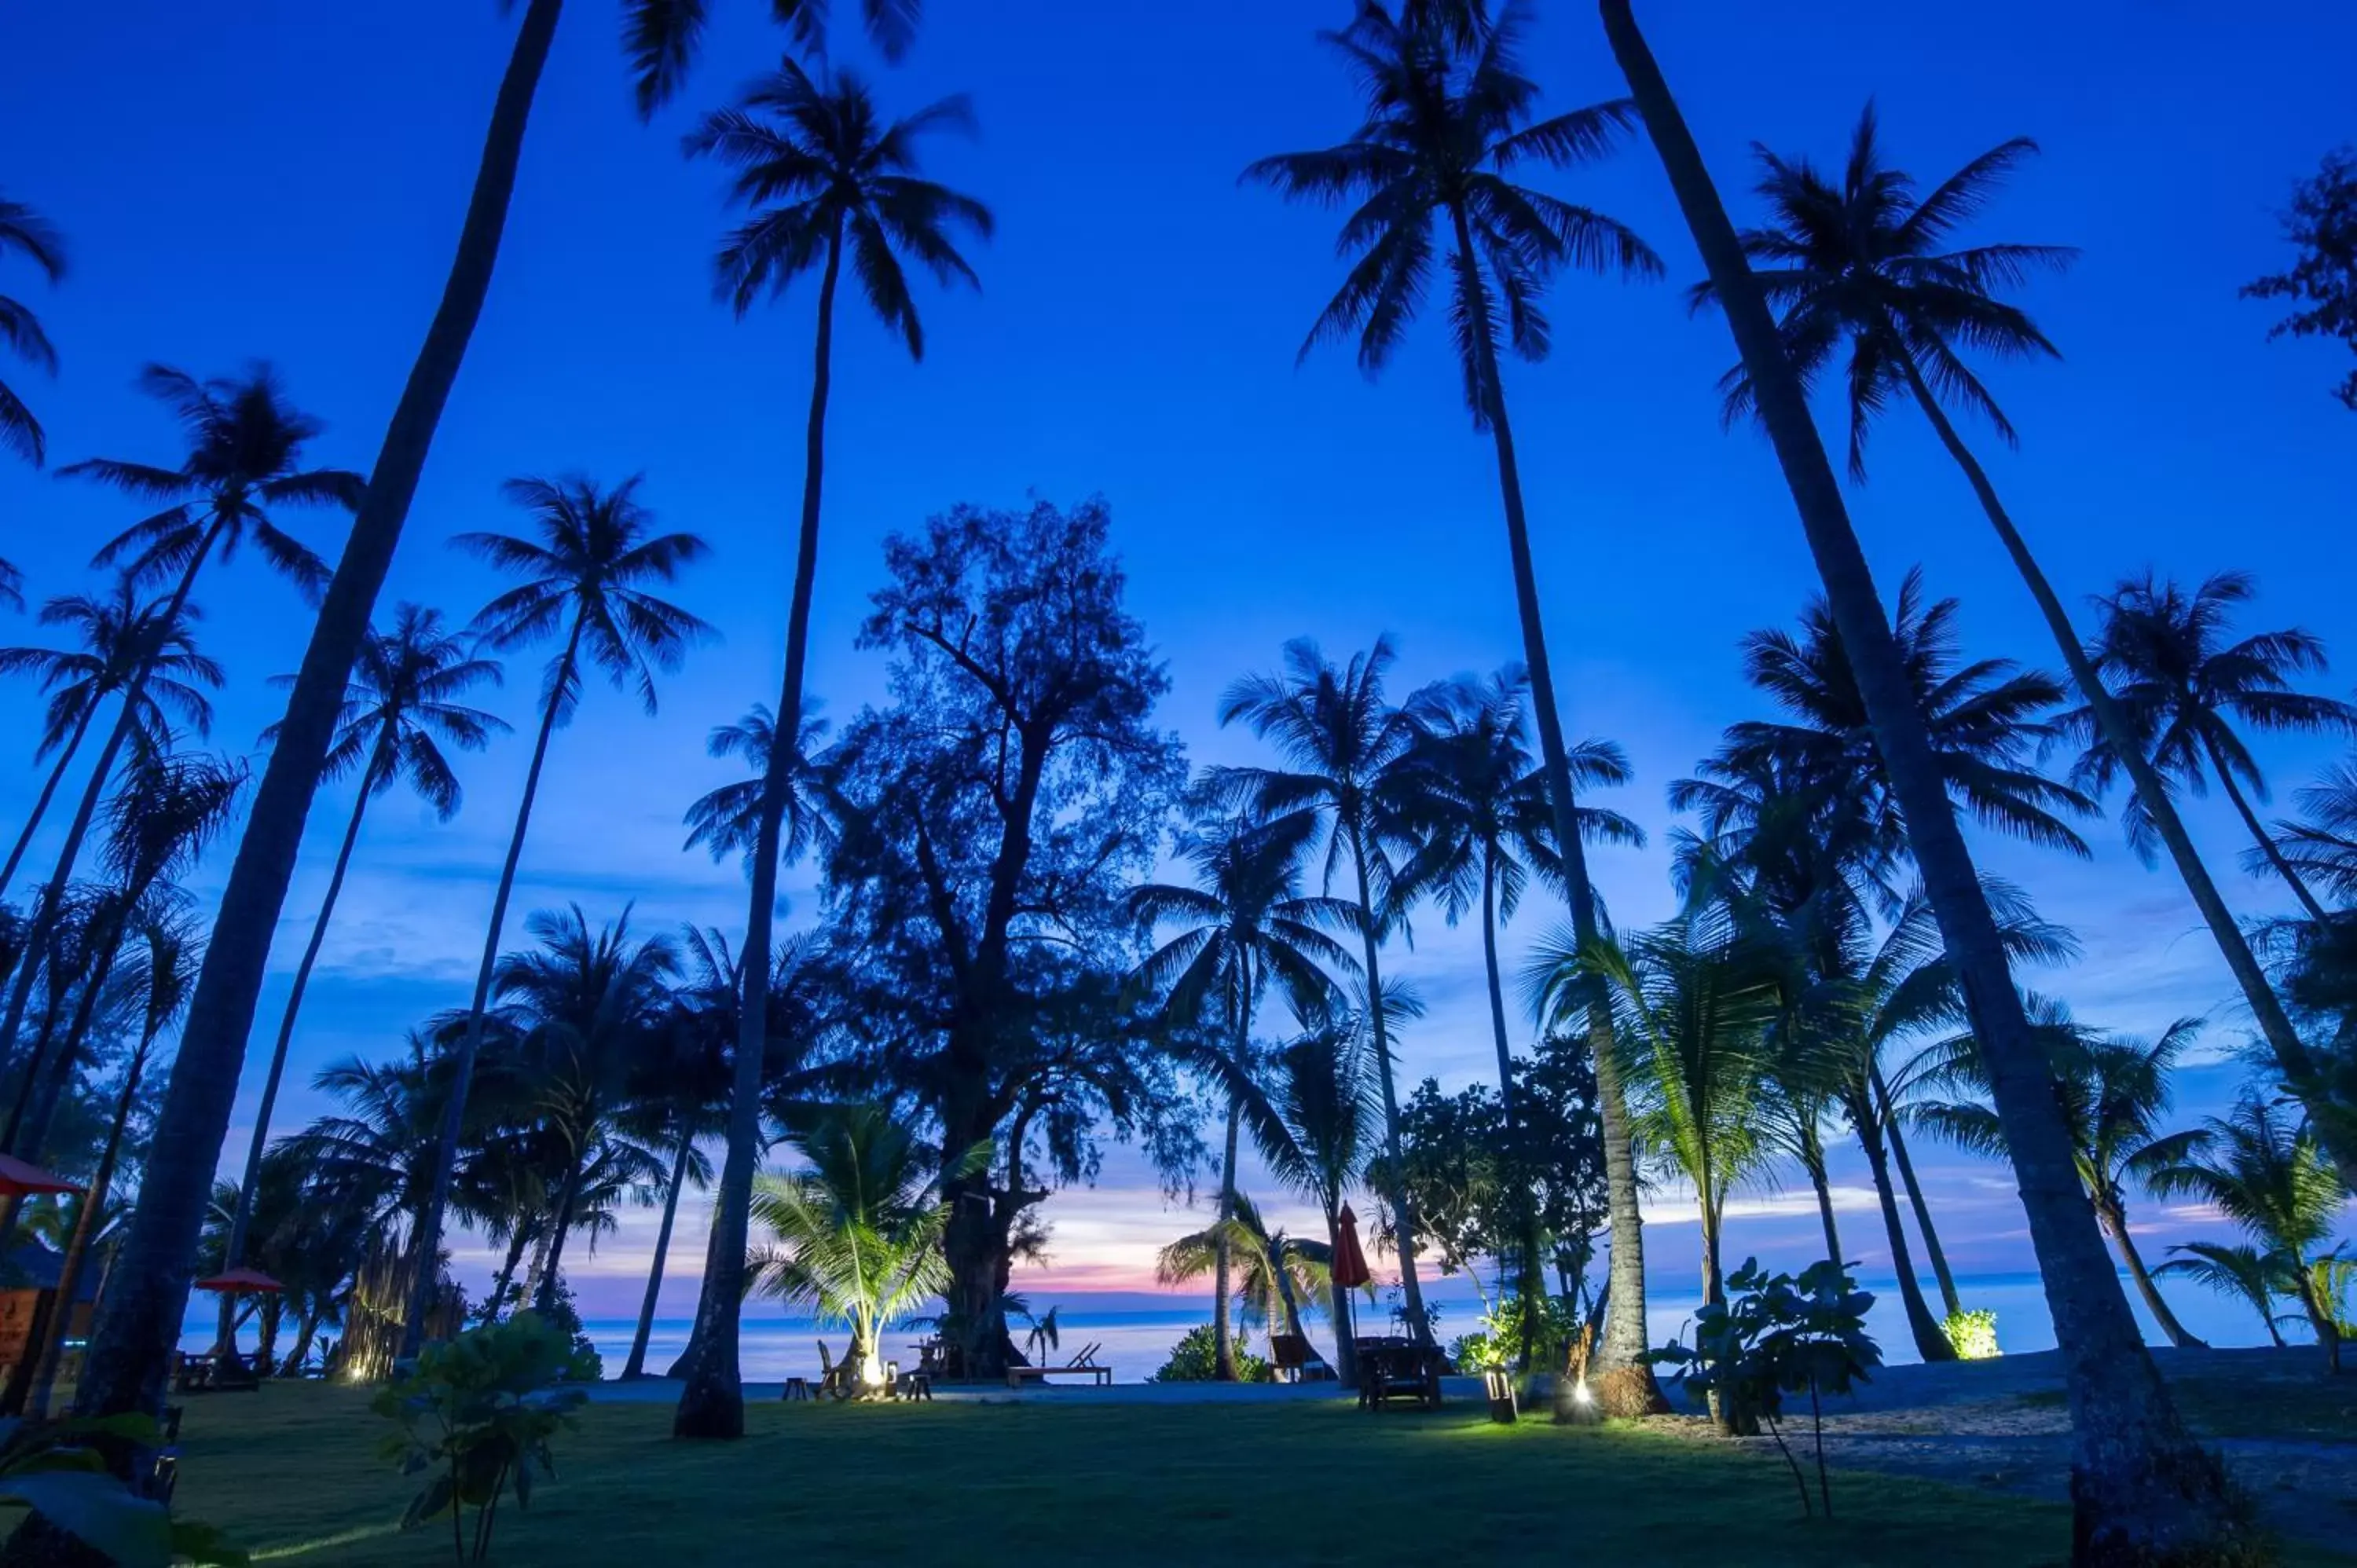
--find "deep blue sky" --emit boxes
[2,1,2351,1324]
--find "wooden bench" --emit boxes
[1354,1337,1444,1411]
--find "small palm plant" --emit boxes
[748,1104,979,1395]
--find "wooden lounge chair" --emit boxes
[816,1340,856,1401]
[1004,1340,1113,1388]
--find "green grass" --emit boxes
[148,1384,2102,1566]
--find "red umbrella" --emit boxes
[0,1152,84,1197]
[192,1267,284,1295]
[1332,1205,1372,1291]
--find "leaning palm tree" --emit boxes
[0,189,65,468]
[1700,103,2338,1181]
[673,57,992,1440]
[2155,1242,2289,1349]
[2146,1092,2347,1372]
[0,576,225,896]
[1248,0,1665,1410]
[405,475,709,1352]
[0,365,357,1081]
[1156,1192,1334,1365]
[57,0,883,1441]
[1915,1006,2212,1348]
[1125,800,1355,1379]
[1243,1023,1383,1387]
[747,1103,976,1397]
[1600,5,2249,1550]
[2071,570,2357,921]
[217,603,506,1339]
[1214,638,1441,1339]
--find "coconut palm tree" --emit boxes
[2146,1093,2347,1371]
[405,475,709,1351]
[673,57,992,1440]
[2070,570,2357,921]
[747,1103,975,1396]
[2156,1242,2289,1348]
[25,908,200,1416]
[0,577,225,896]
[680,702,830,873]
[1915,1006,2211,1348]
[1241,1022,1382,1386]
[0,366,357,1082]
[1214,637,1446,1338]
[1700,104,2339,1181]
[217,604,506,1329]
[1248,0,1666,1409]
[1599,5,2247,1547]
[58,0,857,1438]
[0,189,65,469]
[1155,1192,1334,1365]
[2263,758,2357,907]
[1125,801,1355,1379]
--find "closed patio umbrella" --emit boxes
[1333,1204,1372,1350]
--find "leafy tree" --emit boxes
[218,604,506,1335]
[1248,0,1664,1410]
[747,1104,970,1394]
[1705,102,2337,1182]
[819,498,1186,1378]
[2072,570,2357,921]
[0,189,64,468]
[1126,801,1352,1378]
[1595,18,2242,1550]
[0,577,224,896]
[409,475,709,1352]
[674,55,991,1439]
[2242,147,2357,411]
[1915,1006,2211,1349]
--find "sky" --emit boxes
[2,0,2352,1333]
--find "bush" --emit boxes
[1943,1308,2001,1361]
[0,1415,244,1567]
[1148,1323,1271,1383]
[373,1312,588,1563]
[532,1277,606,1383]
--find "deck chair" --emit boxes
[816,1340,856,1401]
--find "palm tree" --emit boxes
[57,0,861,1437]
[673,57,991,1440]
[1126,801,1355,1379]
[2263,758,2357,907]
[681,702,830,872]
[1702,103,2339,1182]
[1248,0,1665,1409]
[217,604,506,1343]
[405,475,709,1351]
[0,189,65,468]
[1242,1022,1383,1387]
[0,577,225,896]
[747,1103,973,1396]
[25,909,200,1416]
[1915,1006,2211,1348]
[1599,5,2248,1548]
[0,366,357,1083]
[1156,1192,1334,1365]
[2072,570,2357,922]
[2146,1093,2347,1371]
[1215,638,1446,1339]
[2155,1242,2289,1349]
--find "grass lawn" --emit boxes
[143,1384,2102,1566]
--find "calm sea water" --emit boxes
[181,1269,2294,1383]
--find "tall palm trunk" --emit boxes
[62,0,566,1442]
[2289,1258,2343,1375]
[2095,1199,2205,1350]
[1450,202,1661,1412]
[1850,1087,1954,1362]
[1891,352,2353,1189]
[2199,733,2330,922]
[1479,856,1546,1367]
[530,1147,586,1316]
[1213,1097,1243,1380]
[1874,1067,1960,1317]
[486,1222,533,1324]
[407,622,581,1352]
[1799,1119,1842,1266]
[218,734,389,1355]
[674,220,844,1441]
[25,1028,153,1417]
[1600,9,2245,1552]
[622,1130,694,1379]
[0,703,98,898]
[1346,824,1429,1339]
[0,538,209,1075]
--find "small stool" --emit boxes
[782,1376,811,1401]
[901,1372,932,1402]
